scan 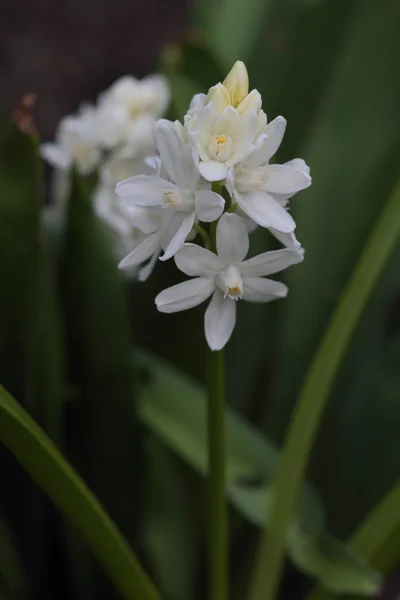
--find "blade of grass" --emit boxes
[0,385,160,600]
[248,178,400,600]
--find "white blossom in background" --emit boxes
[155,214,303,350]
[40,109,101,175]
[41,72,171,263]
[116,119,225,263]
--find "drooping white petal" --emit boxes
[138,250,159,281]
[40,143,71,170]
[198,160,228,182]
[237,190,295,233]
[262,164,311,194]
[175,243,223,276]
[195,189,225,222]
[269,228,303,250]
[155,277,214,313]
[160,212,196,261]
[125,204,160,234]
[245,116,287,168]
[216,213,249,263]
[118,232,160,270]
[204,290,236,351]
[241,248,304,277]
[242,277,288,302]
[116,175,175,205]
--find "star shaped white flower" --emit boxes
[226,116,311,242]
[155,213,303,350]
[116,119,225,262]
[186,102,259,183]
[40,109,101,175]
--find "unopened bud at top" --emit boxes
[222,61,249,107]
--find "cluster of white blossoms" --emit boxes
[116,61,311,350]
[41,74,171,258]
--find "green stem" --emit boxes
[194,223,211,249]
[248,179,400,600]
[207,180,228,600]
[207,347,228,600]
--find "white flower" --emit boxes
[40,109,101,175]
[187,103,259,182]
[226,116,311,242]
[99,75,170,120]
[155,213,303,350]
[116,119,225,262]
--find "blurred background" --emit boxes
[0,0,399,599]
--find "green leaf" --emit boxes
[134,349,376,593]
[289,532,380,596]
[307,474,400,600]
[270,0,400,441]
[62,171,142,537]
[248,0,358,161]
[142,436,196,600]
[0,385,160,600]
[248,170,400,600]
[0,122,41,403]
[0,512,26,599]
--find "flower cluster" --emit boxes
[41,74,171,259]
[122,62,311,350]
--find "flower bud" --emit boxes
[222,61,249,107]
[206,83,231,112]
[236,89,262,115]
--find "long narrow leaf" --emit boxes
[248,176,400,600]
[0,385,160,600]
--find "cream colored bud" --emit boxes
[236,89,262,115]
[222,61,249,107]
[207,83,231,112]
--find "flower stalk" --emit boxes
[207,342,228,600]
[206,179,228,600]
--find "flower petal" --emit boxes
[263,164,312,194]
[116,175,175,206]
[204,290,236,350]
[154,120,198,188]
[244,116,287,168]
[241,248,304,277]
[138,250,159,281]
[198,160,228,182]
[155,277,214,313]
[175,243,223,276]
[237,190,295,233]
[242,277,288,302]
[216,213,249,263]
[118,232,160,270]
[40,143,71,170]
[195,189,225,222]
[269,228,303,250]
[284,158,310,175]
[160,212,195,261]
